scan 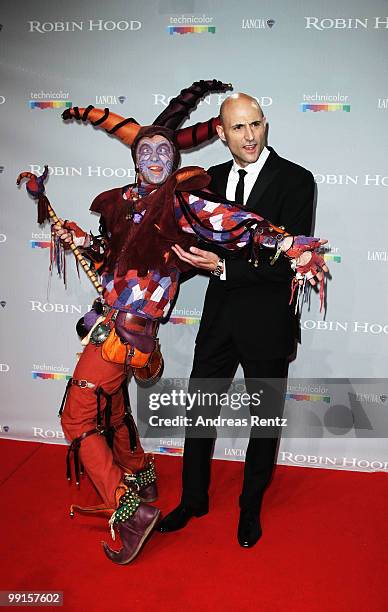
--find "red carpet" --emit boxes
[0,439,387,612]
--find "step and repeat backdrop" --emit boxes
[1,0,388,472]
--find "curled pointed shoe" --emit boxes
[103,502,160,565]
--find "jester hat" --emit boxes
[62,80,232,170]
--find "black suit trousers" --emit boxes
[181,298,289,514]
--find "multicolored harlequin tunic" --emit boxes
[93,175,280,321]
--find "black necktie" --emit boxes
[234,169,247,205]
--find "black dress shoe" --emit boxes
[157,504,208,532]
[237,510,262,548]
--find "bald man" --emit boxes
[158,94,315,547]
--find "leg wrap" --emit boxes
[131,460,157,490]
[64,380,138,484]
[109,488,142,538]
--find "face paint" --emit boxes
[136,135,174,185]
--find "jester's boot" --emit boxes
[102,483,160,565]
[68,457,157,518]
[133,456,158,503]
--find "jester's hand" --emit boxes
[283,236,326,259]
[293,250,329,286]
[16,166,49,198]
[52,220,89,248]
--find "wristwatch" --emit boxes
[211,257,225,277]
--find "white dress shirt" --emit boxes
[220,146,270,279]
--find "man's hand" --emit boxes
[172,244,220,271]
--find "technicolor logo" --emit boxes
[287,383,330,403]
[324,254,342,263]
[31,240,50,248]
[321,245,342,264]
[29,90,71,110]
[32,371,71,381]
[29,100,72,110]
[286,392,331,403]
[301,92,350,112]
[301,103,350,112]
[167,24,215,34]
[156,446,184,455]
[167,14,215,35]
[169,316,200,325]
[31,231,50,249]
[169,308,202,325]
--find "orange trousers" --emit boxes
[61,343,145,507]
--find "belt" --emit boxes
[115,311,159,354]
[71,378,95,389]
[121,313,153,329]
[116,311,159,335]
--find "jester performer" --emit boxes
[19,80,327,565]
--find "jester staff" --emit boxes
[17,166,103,294]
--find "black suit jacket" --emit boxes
[196,147,315,359]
